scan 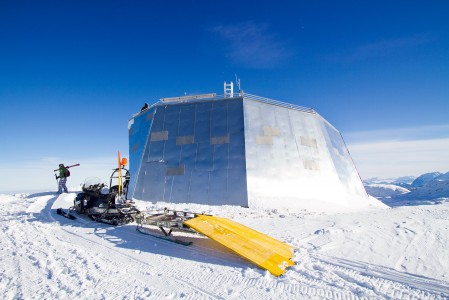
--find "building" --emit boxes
[128,85,384,213]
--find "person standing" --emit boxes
[141,102,149,111]
[56,164,69,194]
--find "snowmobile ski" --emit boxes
[56,208,76,220]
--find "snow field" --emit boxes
[1,192,449,299]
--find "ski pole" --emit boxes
[55,174,59,191]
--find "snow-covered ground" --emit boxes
[364,184,410,198]
[1,190,449,299]
[364,171,449,208]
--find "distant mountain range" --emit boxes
[363,171,449,207]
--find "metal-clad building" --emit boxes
[128,91,371,212]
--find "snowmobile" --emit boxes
[58,166,139,225]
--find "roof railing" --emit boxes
[242,93,316,114]
[133,91,315,117]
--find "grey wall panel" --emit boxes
[176,135,195,145]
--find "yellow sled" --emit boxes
[136,210,295,276]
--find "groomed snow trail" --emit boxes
[1,193,448,299]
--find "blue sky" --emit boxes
[1,1,448,192]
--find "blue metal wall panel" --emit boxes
[132,98,248,206]
[128,107,155,197]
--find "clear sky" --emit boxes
[1,1,448,192]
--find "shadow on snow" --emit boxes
[45,198,253,272]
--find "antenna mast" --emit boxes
[235,74,242,95]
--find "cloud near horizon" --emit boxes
[209,22,291,69]
[347,137,449,179]
[1,156,118,194]
[344,124,449,144]
[345,124,449,178]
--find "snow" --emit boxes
[411,172,443,188]
[2,188,449,299]
[364,184,410,198]
[364,173,449,208]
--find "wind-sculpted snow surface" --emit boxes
[364,180,449,207]
[364,183,410,198]
[1,193,449,299]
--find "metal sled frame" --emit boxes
[135,209,201,246]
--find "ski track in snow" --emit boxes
[1,193,449,299]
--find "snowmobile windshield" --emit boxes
[82,177,108,194]
[83,177,101,187]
